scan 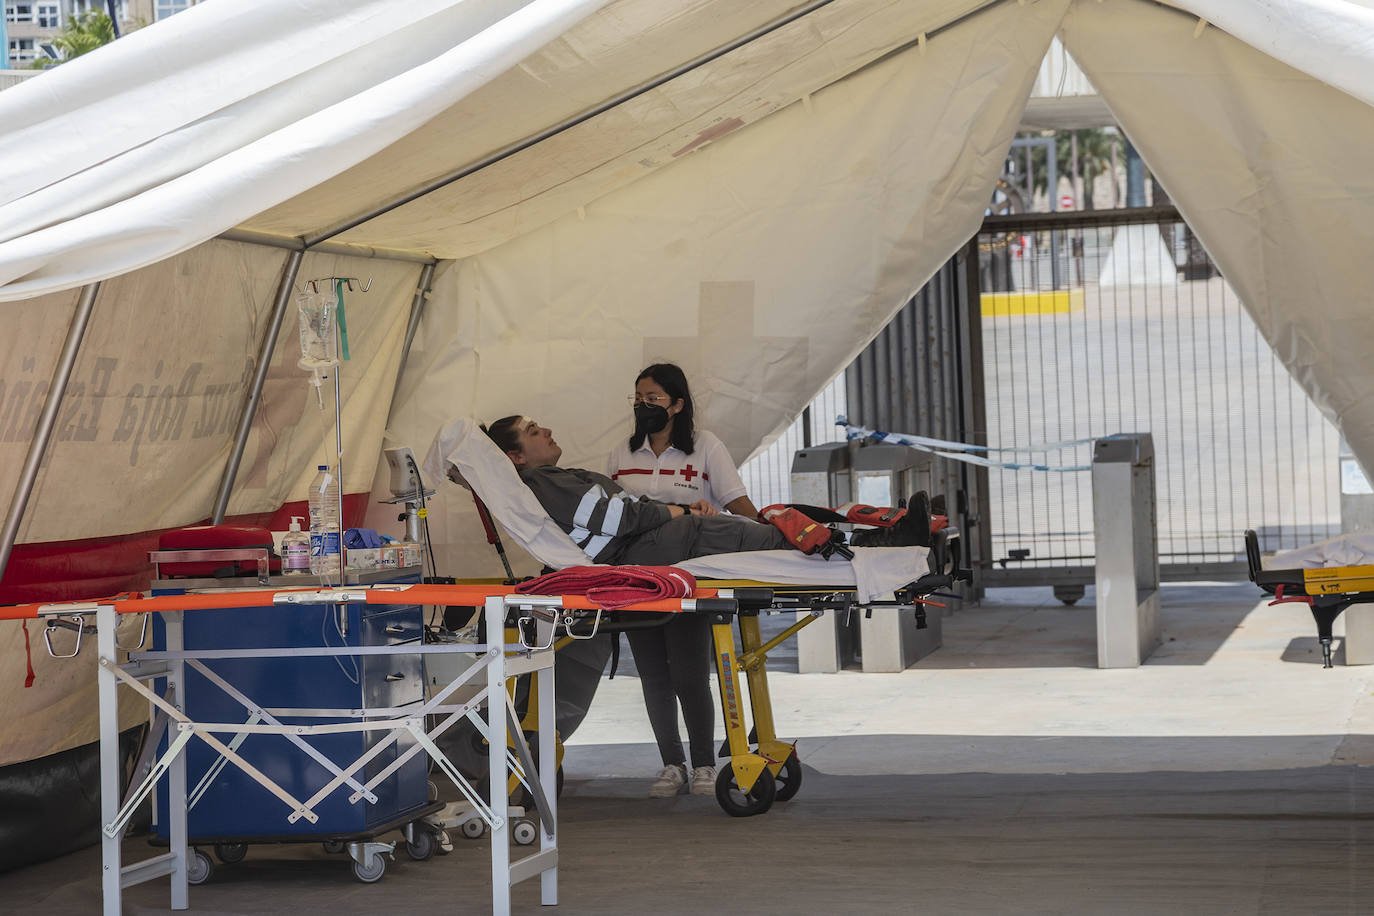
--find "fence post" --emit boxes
[1092,433,1161,667]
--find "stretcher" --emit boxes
[423,417,970,815]
[1244,528,1374,668]
[4,554,962,916]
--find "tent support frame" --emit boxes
[0,282,101,584]
[212,251,303,524]
[302,0,845,247]
[218,227,437,265]
[301,0,1018,248]
[396,262,437,391]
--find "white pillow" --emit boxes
[425,417,591,569]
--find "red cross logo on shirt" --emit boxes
[680,464,700,482]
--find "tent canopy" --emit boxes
[3,0,1374,766]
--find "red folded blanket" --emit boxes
[515,565,696,610]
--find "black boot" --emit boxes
[850,491,932,548]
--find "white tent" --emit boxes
[2,0,1374,864]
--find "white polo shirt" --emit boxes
[607,429,749,511]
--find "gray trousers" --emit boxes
[615,514,789,566]
[616,515,788,769]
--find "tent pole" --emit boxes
[303,0,1010,248]
[302,0,846,247]
[395,262,437,391]
[212,250,303,523]
[218,227,437,266]
[0,282,101,584]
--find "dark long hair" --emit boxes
[482,415,524,455]
[630,363,695,455]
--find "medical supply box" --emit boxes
[151,567,430,841]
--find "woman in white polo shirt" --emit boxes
[607,362,761,798]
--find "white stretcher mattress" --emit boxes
[1263,532,1374,570]
[425,417,926,603]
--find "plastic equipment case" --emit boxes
[150,568,435,862]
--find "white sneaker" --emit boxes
[648,764,687,798]
[689,765,716,796]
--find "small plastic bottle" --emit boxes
[281,516,310,576]
[308,465,341,577]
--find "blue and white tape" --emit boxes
[836,417,1098,472]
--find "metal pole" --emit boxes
[958,240,990,598]
[0,282,100,584]
[1047,135,1062,290]
[1125,138,1146,208]
[212,250,303,523]
[218,227,437,265]
[303,0,845,247]
[395,262,437,392]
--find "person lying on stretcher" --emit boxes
[482,415,933,565]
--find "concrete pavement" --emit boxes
[6,582,1374,914]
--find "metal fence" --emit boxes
[743,207,1340,588]
[739,376,847,509]
[977,208,1340,581]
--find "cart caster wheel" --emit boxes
[405,827,436,861]
[774,752,804,802]
[715,763,776,817]
[436,830,454,856]
[214,842,247,865]
[323,839,346,854]
[460,817,486,840]
[186,848,214,885]
[352,855,387,883]
[512,819,538,846]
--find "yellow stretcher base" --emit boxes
[472,568,957,818]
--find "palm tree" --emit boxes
[29,11,115,69]
[1019,128,1122,210]
[1074,128,1119,210]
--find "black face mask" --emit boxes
[634,402,671,435]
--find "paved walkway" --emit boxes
[7,583,1374,914]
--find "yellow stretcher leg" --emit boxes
[711,619,775,815]
[736,615,799,784]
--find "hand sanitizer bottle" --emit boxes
[282,515,310,576]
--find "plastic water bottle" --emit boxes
[308,465,341,577]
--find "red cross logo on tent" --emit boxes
[681,465,700,482]
[643,280,808,464]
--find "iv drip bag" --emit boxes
[297,288,339,371]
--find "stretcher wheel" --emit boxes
[512,818,539,846]
[460,817,486,839]
[405,827,436,861]
[352,855,387,883]
[774,752,803,802]
[714,763,776,817]
[214,842,247,865]
[322,839,347,854]
[186,848,214,885]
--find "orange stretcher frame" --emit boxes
[0,582,722,621]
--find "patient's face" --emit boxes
[511,417,561,468]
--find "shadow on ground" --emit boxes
[9,737,1374,915]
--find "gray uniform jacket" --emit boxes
[518,465,672,563]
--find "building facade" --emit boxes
[3,0,197,69]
